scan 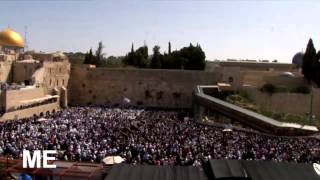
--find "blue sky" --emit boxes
[1,0,319,62]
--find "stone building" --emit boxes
[0,28,70,120]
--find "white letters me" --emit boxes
[23,150,57,168]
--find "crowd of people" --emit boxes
[0,106,319,166]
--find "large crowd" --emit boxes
[0,106,319,166]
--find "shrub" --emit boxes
[275,86,288,93]
[259,109,273,118]
[290,86,310,94]
[260,83,276,95]
[239,91,251,101]
[272,112,286,121]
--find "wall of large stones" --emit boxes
[0,61,13,83]
[0,102,59,121]
[42,61,71,93]
[242,86,320,117]
[13,62,41,83]
[69,65,218,108]
[5,87,46,110]
[240,70,307,88]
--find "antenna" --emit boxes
[24,26,28,52]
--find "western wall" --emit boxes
[68,64,218,108]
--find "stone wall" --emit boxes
[5,87,46,110]
[206,61,295,72]
[0,61,13,83]
[41,61,71,93]
[68,65,218,108]
[242,86,320,117]
[240,70,307,88]
[13,61,41,84]
[0,102,60,121]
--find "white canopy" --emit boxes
[222,128,233,132]
[102,156,125,165]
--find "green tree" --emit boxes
[302,39,316,81]
[94,41,106,67]
[313,51,320,87]
[84,49,94,65]
[179,43,206,70]
[150,45,162,69]
[134,49,148,68]
[83,52,90,64]
[123,42,206,70]
[125,45,148,68]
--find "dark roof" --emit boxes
[242,160,319,180]
[105,160,320,180]
[205,159,250,179]
[105,164,208,180]
[205,159,320,180]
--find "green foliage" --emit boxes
[290,86,310,94]
[94,41,105,67]
[260,83,276,95]
[104,56,125,68]
[180,43,206,70]
[123,45,149,68]
[84,48,94,65]
[226,94,258,112]
[123,42,206,70]
[302,39,316,81]
[238,91,251,101]
[301,38,320,87]
[272,112,286,120]
[275,86,288,93]
[259,108,273,117]
[150,45,162,69]
[313,51,320,87]
[83,42,106,67]
[64,52,85,64]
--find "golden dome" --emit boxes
[0,28,24,48]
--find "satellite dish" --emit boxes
[313,163,320,176]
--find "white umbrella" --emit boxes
[123,97,131,104]
[222,128,233,132]
[102,156,125,165]
[313,163,320,176]
[37,118,48,122]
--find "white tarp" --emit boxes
[102,156,125,165]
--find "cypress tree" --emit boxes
[313,51,320,87]
[83,51,89,64]
[131,43,134,54]
[302,38,316,81]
